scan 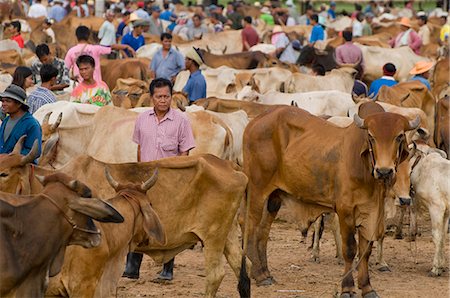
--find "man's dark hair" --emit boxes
[35,43,50,58]
[150,78,173,96]
[419,15,427,23]
[356,12,364,22]
[383,62,397,74]
[306,5,313,11]
[10,21,21,32]
[160,32,172,41]
[123,11,131,16]
[193,14,202,20]
[244,16,252,24]
[312,64,325,76]
[40,64,59,83]
[311,14,319,23]
[75,25,90,41]
[163,3,169,9]
[342,30,353,42]
[76,54,95,67]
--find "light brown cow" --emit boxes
[238,105,419,297]
[431,57,449,98]
[100,58,150,90]
[435,96,449,158]
[0,49,25,66]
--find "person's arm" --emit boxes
[51,61,71,91]
[242,31,250,51]
[111,43,135,57]
[178,117,196,154]
[132,119,142,162]
[149,56,157,79]
[98,22,105,39]
[409,30,422,52]
[137,145,141,161]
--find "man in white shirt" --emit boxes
[28,0,48,18]
[417,12,431,46]
[352,12,364,37]
[98,10,116,46]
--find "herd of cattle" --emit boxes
[1,7,450,298]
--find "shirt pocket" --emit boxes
[161,137,178,153]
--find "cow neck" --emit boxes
[345,124,376,184]
[116,189,142,248]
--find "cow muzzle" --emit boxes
[374,167,395,182]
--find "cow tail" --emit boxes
[238,188,251,298]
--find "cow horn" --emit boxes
[35,175,46,185]
[20,140,39,165]
[176,99,186,112]
[141,169,158,192]
[408,115,420,130]
[43,111,52,125]
[353,113,366,129]
[12,136,26,154]
[51,113,63,131]
[104,167,119,190]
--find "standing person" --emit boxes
[335,31,364,79]
[187,14,208,40]
[32,44,70,91]
[368,63,398,98]
[0,84,42,162]
[65,26,134,82]
[12,67,34,90]
[417,12,431,46]
[183,47,206,103]
[28,0,47,18]
[439,12,449,44]
[327,1,336,20]
[48,0,66,22]
[121,19,146,56]
[272,25,289,57]
[390,17,422,54]
[150,33,184,82]
[73,0,89,17]
[362,12,374,36]
[116,11,131,41]
[42,18,56,43]
[352,12,364,37]
[98,10,116,47]
[70,55,111,106]
[124,77,195,281]
[309,14,324,44]
[279,40,301,64]
[241,16,259,51]
[260,6,274,25]
[148,6,163,36]
[226,2,243,30]
[27,64,58,114]
[9,21,25,49]
[409,60,433,90]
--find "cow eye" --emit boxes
[0,173,8,177]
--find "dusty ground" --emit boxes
[117,209,449,298]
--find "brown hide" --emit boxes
[101,58,150,90]
[435,97,450,159]
[0,50,24,66]
[432,58,449,98]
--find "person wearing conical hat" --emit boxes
[389,17,422,54]
[409,61,434,90]
[183,48,206,103]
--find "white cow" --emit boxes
[136,43,162,60]
[288,67,356,93]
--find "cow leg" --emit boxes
[310,216,323,263]
[338,213,357,296]
[224,218,252,278]
[330,213,344,264]
[375,237,390,272]
[122,252,143,279]
[429,205,447,277]
[203,243,225,298]
[394,206,405,239]
[357,234,377,297]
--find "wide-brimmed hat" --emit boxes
[0,84,28,106]
[272,25,284,34]
[129,12,140,22]
[254,1,261,7]
[185,47,204,66]
[261,6,270,14]
[133,19,150,27]
[397,17,411,27]
[409,61,434,75]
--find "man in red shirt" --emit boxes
[241,16,259,51]
[10,21,25,48]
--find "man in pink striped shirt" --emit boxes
[124,78,195,281]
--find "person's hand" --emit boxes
[127,46,136,57]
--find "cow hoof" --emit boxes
[394,234,403,240]
[428,268,443,277]
[363,290,380,298]
[256,277,276,286]
[377,265,391,272]
[311,256,320,263]
[340,291,356,298]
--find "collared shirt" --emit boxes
[65,44,111,82]
[279,42,300,64]
[410,75,431,90]
[133,108,195,162]
[48,4,66,22]
[309,24,324,43]
[150,47,185,80]
[183,70,206,102]
[368,76,398,98]
[353,20,363,37]
[241,25,260,50]
[187,24,208,40]
[98,20,116,46]
[27,86,57,114]
[31,57,70,85]
[148,17,163,36]
[121,32,145,56]
[335,42,364,69]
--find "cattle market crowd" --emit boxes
[0,0,449,297]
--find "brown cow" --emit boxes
[431,57,449,98]
[197,49,290,69]
[238,104,419,297]
[0,151,123,297]
[0,49,25,66]
[435,96,449,159]
[100,58,150,90]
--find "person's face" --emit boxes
[153,11,160,18]
[134,25,143,35]
[39,54,52,64]
[193,16,201,27]
[366,17,373,23]
[418,19,424,26]
[1,98,22,114]
[422,71,430,79]
[106,14,114,22]
[152,86,172,114]
[78,62,94,81]
[440,17,447,26]
[24,75,34,89]
[162,37,172,50]
[185,57,192,69]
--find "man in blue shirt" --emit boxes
[48,0,66,22]
[327,2,336,20]
[183,47,206,103]
[121,19,147,56]
[0,84,42,163]
[409,60,433,90]
[309,14,325,44]
[368,63,398,98]
[150,33,185,82]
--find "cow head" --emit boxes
[35,172,124,248]
[104,168,166,246]
[354,112,420,184]
[0,137,40,194]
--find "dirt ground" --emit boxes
[117,208,449,298]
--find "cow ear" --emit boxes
[226,83,236,94]
[138,200,166,245]
[398,138,411,164]
[69,198,124,223]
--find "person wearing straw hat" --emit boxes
[183,47,206,103]
[389,17,422,54]
[0,84,42,162]
[409,61,433,90]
